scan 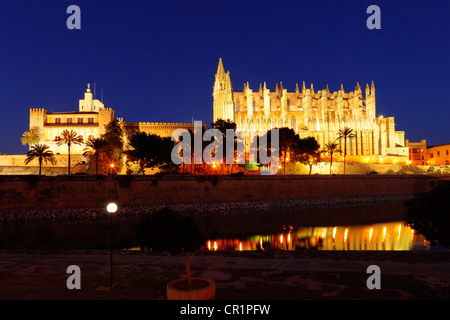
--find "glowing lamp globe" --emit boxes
[106,202,118,213]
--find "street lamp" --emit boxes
[106,202,118,286]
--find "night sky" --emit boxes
[0,0,448,155]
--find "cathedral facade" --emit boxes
[213,58,408,159]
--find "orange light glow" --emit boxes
[213,241,218,251]
[239,242,243,251]
[332,227,337,240]
[369,227,373,242]
[344,228,348,242]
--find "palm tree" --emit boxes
[21,128,41,146]
[323,141,342,175]
[56,129,83,175]
[24,144,57,175]
[83,138,112,175]
[337,127,356,175]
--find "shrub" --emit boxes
[404,181,450,248]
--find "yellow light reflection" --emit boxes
[204,222,429,252]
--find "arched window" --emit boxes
[235,99,240,112]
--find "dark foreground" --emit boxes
[1,249,449,300]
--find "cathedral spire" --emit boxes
[216,57,225,75]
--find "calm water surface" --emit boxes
[203,221,430,251]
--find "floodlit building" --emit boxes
[213,58,408,161]
[29,84,196,155]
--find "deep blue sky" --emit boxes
[0,0,448,154]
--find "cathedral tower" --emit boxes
[212,58,234,122]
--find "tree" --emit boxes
[126,132,176,174]
[260,127,300,174]
[337,127,356,174]
[56,129,83,175]
[136,208,206,286]
[294,136,321,175]
[24,144,57,175]
[211,119,237,174]
[323,140,342,175]
[102,118,125,171]
[21,127,41,146]
[83,138,112,175]
[404,181,450,249]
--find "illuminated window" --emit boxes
[88,118,94,124]
[78,118,83,124]
[88,135,94,141]
[55,118,61,124]
[67,118,72,124]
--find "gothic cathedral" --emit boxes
[212,58,407,159]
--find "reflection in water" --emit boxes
[203,221,430,251]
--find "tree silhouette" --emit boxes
[323,140,342,175]
[337,127,356,174]
[24,144,57,175]
[126,132,176,174]
[56,129,83,175]
[405,181,450,249]
[294,136,321,175]
[211,119,237,174]
[136,208,206,286]
[83,138,112,175]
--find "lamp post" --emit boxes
[106,202,118,287]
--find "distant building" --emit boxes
[213,58,408,161]
[29,84,196,155]
[405,140,450,166]
[405,140,427,166]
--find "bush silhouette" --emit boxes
[136,208,206,286]
[404,181,450,248]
